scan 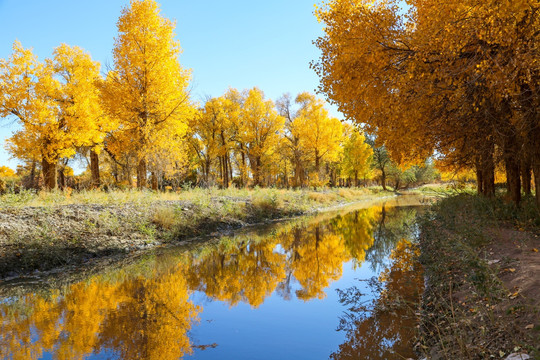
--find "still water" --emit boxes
[0,196,428,360]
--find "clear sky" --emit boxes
[0,0,334,170]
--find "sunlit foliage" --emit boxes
[0,43,104,189]
[314,0,540,207]
[99,0,194,189]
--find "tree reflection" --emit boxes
[288,225,349,300]
[329,208,378,267]
[0,203,421,359]
[331,239,423,360]
[185,237,287,308]
[366,206,418,272]
[0,263,200,360]
[186,205,397,305]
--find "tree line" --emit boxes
[0,0,439,192]
[313,0,539,207]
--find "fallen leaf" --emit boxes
[532,248,538,253]
[525,324,533,330]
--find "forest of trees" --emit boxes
[312,0,539,207]
[0,0,438,192]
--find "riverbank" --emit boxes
[0,187,395,279]
[417,194,540,360]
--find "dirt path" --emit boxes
[484,227,540,340]
[418,195,540,360]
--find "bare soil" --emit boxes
[484,227,540,342]
[418,196,540,360]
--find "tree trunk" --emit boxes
[533,161,540,209]
[284,161,289,189]
[315,152,320,177]
[481,145,495,197]
[137,158,147,188]
[228,155,233,186]
[476,164,484,195]
[252,157,261,187]
[90,150,100,188]
[41,157,57,190]
[381,168,387,191]
[58,167,66,190]
[295,160,303,188]
[503,133,521,206]
[519,82,539,209]
[204,158,211,185]
[29,160,37,189]
[218,156,223,186]
[354,171,358,187]
[521,156,532,196]
[240,146,247,187]
[126,162,134,188]
[151,172,158,190]
[222,155,229,188]
[505,156,521,206]
[112,163,119,184]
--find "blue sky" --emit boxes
[0,0,334,170]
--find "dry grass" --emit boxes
[250,190,284,216]
[307,191,338,203]
[0,186,391,209]
[338,188,369,199]
[151,206,178,230]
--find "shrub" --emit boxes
[152,206,178,230]
[251,191,283,216]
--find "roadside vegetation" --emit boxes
[417,194,540,359]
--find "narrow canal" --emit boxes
[0,196,429,360]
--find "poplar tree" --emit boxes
[100,0,193,188]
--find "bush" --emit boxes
[251,191,283,216]
[152,206,179,230]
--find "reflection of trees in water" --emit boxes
[365,206,419,272]
[286,225,349,300]
[186,207,382,306]
[0,264,200,360]
[185,238,287,308]
[0,204,420,359]
[331,239,424,360]
[328,208,377,268]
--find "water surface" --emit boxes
[0,196,427,360]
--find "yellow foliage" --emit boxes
[0,42,104,188]
[239,87,285,186]
[313,0,540,198]
[293,92,343,175]
[100,0,194,186]
[0,166,15,178]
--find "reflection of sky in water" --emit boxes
[0,198,426,360]
[187,259,379,360]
